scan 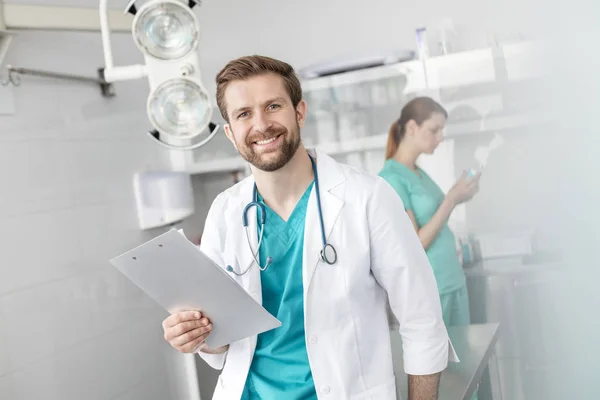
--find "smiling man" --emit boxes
[161,55,457,400]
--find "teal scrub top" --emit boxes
[378,159,465,294]
[241,182,318,400]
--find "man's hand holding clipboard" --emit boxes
[162,310,228,354]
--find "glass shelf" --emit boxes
[181,41,552,175]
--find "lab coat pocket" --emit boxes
[350,375,397,400]
[210,373,227,400]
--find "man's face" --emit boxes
[223,73,306,172]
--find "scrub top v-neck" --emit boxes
[241,181,318,400]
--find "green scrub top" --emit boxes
[378,159,465,294]
[241,182,318,400]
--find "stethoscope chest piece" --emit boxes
[320,243,337,265]
[231,153,338,276]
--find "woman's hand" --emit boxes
[409,170,481,250]
[447,171,481,206]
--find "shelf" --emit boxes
[316,134,387,155]
[184,137,385,175]
[184,136,386,175]
[302,60,424,92]
[185,110,553,175]
[315,110,552,155]
[300,41,541,94]
[445,111,554,137]
[186,156,248,175]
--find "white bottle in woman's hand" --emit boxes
[447,170,481,205]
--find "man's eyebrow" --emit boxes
[263,97,287,105]
[230,105,250,117]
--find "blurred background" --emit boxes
[0,0,598,399]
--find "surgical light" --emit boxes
[148,78,211,138]
[99,0,219,151]
[132,1,199,60]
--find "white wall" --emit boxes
[188,0,547,236]
[453,126,568,246]
[195,0,538,99]
[0,29,195,400]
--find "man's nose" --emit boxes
[253,111,272,132]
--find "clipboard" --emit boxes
[109,229,281,349]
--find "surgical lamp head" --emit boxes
[100,0,219,151]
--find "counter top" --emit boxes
[391,323,500,400]
[463,257,564,277]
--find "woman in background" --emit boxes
[378,97,480,327]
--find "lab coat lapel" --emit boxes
[236,179,263,305]
[303,149,345,296]
[232,177,262,361]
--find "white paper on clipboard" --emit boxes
[109,229,281,349]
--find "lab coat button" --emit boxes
[309,335,318,344]
[321,385,330,394]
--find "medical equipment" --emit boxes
[98,0,220,151]
[226,155,337,276]
[133,171,195,230]
[416,27,429,60]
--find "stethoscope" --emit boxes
[226,154,337,276]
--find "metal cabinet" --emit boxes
[466,265,567,400]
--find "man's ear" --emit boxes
[224,124,238,150]
[296,99,307,128]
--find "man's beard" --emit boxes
[234,124,301,172]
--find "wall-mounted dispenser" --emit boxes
[133,171,194,230]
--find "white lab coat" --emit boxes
[198,149,457,400]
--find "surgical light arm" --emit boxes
[99,0,147,82]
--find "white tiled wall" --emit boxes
[0,30,196,399]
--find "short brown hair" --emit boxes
[215,55,303,122]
